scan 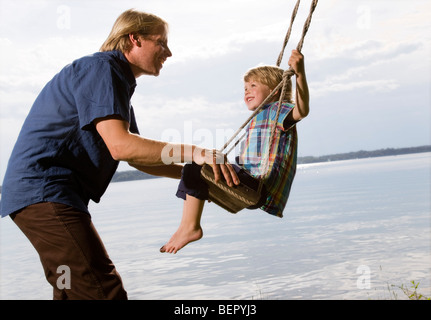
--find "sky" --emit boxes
[0,0,430,180]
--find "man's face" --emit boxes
[126,27,172,77]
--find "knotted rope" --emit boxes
[202,0,319,212]
[221,0,318,160]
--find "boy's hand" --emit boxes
[287,49,310,121]
[288,50,305,77]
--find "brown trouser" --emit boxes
[10,202,127,300]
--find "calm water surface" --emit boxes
[1,153,430,299]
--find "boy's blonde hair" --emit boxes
[100,9,168,53]
[243,65,293,103]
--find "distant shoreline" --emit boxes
[0,146,429,192]
[111,145,431,183]
[296,145,431,164]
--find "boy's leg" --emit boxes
[11,202,127,300]
[160,194,204,254]
[175,162,209,201]
[161,163,208,254]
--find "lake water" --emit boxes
[1,153,430,300]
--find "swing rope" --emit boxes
[221,0,318,159]
[201,0,319,213]
[276,0,301,67]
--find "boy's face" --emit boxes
[244,79,272,111]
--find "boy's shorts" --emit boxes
[176,162,267,209]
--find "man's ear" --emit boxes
[128,33,141,47]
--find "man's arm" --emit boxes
[129,163,183,179]
[94,115,239,185]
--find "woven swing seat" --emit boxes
[200,164,262,213]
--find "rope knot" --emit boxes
[283,69,295,79]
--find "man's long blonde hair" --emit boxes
[244,65,293,103]
[100,9,168,53]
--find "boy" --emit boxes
[161,50,309,253]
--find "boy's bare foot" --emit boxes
[160,226,203,254]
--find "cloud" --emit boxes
[0,36,100,87]
[306,36,426,99]
[0,0,430,181]
[312,78,400,97]
[132,93,248,145]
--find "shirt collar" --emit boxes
[113,50,137,93]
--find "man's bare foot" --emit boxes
[160,227,203,254]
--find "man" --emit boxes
[0,9,238,300]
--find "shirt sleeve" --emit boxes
[267,103,295,131]
[129,106,140,135]
[72,60,133,130]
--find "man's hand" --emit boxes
[194,148,239,187]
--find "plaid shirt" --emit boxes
[238,102,298,217]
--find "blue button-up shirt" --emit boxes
[1,50,138,217]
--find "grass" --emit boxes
[249,279,430,300]
[370,280,430,300]
[393,280,430,300]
